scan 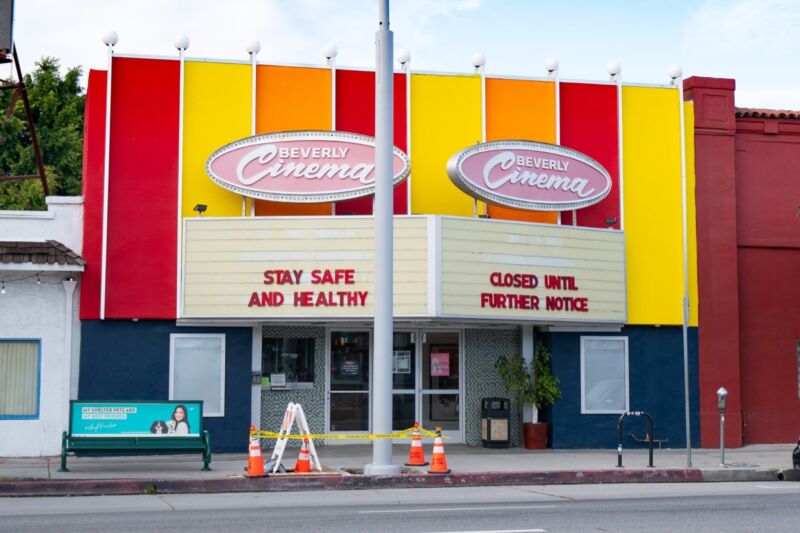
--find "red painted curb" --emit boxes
[0,469,703,497]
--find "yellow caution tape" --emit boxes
[251,425,447,440]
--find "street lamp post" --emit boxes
[364,0,400,475]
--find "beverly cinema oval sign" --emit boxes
[206,131,411,203]
[446,140,612,211]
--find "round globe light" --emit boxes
[322,43,338,60]
[544,56,559,73]
[102,31,119,47]
[607,60,621,77]
[669,64,683,80]
[397,48,411,65]
[471,52,486,69]
[174,35,190,51]
[245,40,261,55]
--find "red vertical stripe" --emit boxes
[334,70,408,215]
[105,57,180,318]
[559,83,619,229]
[79,69,107,320]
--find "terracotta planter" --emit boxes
[523,422,549,449]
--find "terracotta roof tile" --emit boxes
[736,107,800,120]
[0,240,85,266]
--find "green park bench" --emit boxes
[60,400,212,472]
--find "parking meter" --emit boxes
[717,387,728,466]
[717,387,728,413]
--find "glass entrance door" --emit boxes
[420,331,461,441]
[391,330,462,442]
[329,331,370,432]
[392,332,417,431]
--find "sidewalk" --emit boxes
[1,443,797,497]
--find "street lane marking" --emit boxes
[757,485,800,489]
[359,505,557,514]
[422,529,546,533]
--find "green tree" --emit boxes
[0,57,85,210]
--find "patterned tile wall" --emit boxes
[260,326,326,448]
[464,328,522,447]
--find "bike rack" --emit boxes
[616,411,654,468]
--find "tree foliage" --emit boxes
[0,57,84,210]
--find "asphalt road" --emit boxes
[1,482,800,532]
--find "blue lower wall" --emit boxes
[548,326,700,449]
[79,320,252,453]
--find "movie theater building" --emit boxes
[78,44,699,452]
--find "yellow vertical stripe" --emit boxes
[685,101,698,327]
[182,61,251,218]
[622,86,698,326]
[410,74,481,216]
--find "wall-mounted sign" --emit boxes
[446,140,612,211]
[206,130,411,203]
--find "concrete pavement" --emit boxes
[1,443,797,496]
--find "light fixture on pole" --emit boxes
[670,63,692,468]
[397,48,411,71]
[471,51,486,74]
[544,56,559,78]
[323,43,338,67]
[607,60,621,81]
[174,35,190,52]
[364,0,400,476]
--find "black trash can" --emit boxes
[481,397,510,448]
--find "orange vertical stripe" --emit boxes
[485,78,558,223]
[254,65,332,216]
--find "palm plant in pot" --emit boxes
[495,341,561,449]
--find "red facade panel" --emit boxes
[79,69,107,320]
[735,134,800,248]
[333,69,408,215]
[104,57,180,319]
[559,83,619,229]
[738,247,800,443]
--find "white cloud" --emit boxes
[683,0,800,56]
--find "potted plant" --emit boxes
[495,341,561,449]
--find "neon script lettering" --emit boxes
[482,151,596,198]
[236,145,375,186]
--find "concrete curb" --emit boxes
[0,469,703,497]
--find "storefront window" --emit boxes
[0,340,40,418]
[262,337,315,387]
[170,334,225,417]
[580,337,628,414]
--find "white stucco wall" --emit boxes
[0,197,83,457]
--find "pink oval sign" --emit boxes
[446,140,612,211]
[206,130,410,203]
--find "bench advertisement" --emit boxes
[69,401,202,437]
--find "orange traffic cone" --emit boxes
[405,422,428,466]
[247,425,265,478]
[428,427,451,474]
[294,437,312,474]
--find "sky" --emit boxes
[9,0,800,109]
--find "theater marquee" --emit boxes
[181,216,626,324]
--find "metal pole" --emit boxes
[720,413,725,467]
[365,0,399,475]
[677,76,692,468]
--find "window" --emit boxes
[262,337,315,388]
[581,337,628,414]
[170,334,225,417]
[0,340,40,419]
